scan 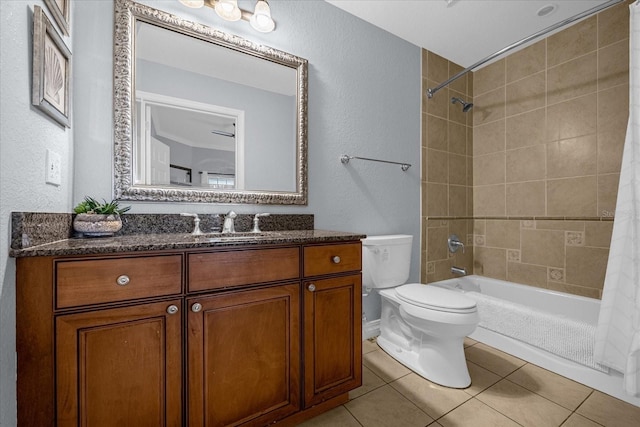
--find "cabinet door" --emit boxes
[303,274,362,407]
[187,283,300,427]
[56,299,183,427]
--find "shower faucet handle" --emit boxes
[447,234,465,254]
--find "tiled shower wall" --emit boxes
[422,1,630,298]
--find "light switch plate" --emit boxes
[45,149,62,186]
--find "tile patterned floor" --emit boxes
[299,338,640,427]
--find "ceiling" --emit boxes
[325,0,615,68]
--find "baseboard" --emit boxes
[362,319,380,340]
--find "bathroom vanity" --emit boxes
[14,226,363,426]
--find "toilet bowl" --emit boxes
[362,235,479,388]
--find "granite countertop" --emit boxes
[10,229,366,257]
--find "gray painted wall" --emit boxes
[0,0,420,423]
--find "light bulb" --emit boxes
[215,0,242,21]
[179,0,204,8]
[250,0,275,32]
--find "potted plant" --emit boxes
[73,196,131,237]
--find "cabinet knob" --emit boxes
[191,302,203,313]
[332,256,341,264]
[307,283,316,292]
[166,305,179,315]
[116,275,130,286]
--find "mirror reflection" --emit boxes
[113,0,308,204]
[135,21,297,192]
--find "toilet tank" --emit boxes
[361,235,413,289]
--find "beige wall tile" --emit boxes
[584,222,613,248]
[426,79,449,119]
[598,1,630,48]
[535,220,585,231]
[566,246,609,289]
[474,152,505,185]
[598,39,629,90]
[506,40,546,84]
[473,87,505,126]
[474,120,505,155]
[547,94,597,141]
[597,129,626,174]
[448,153,466,185]
[474,185,506,217]
[507,262,548,288]
[506,182,546,216]
[546,134,597,179]
[473,247,507,279]
[427,149,448,183]
[547,53,597,105]
[448,185,467,217]
[485,220,520,249]
[427,51,449,83]
[547,17,597,67]
[506,145,546,182]
[449,61,467,94]
[474,59,505,95]
[427,114,448,151]
[547,176,597,217]
[506,108,546,150]
[421,146,427,180]
[474,219,486,235]
[598,173,620,218]
[506,71,546,116]
[426,183,448,216]
[521,229,565,268]
[421,49,429,78]
[427,226,449,261]
[598,84,630,134]
[448,122,466,155]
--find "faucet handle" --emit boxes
[181,213,203,235]
[447,234,465,254]
[252,213,270,233]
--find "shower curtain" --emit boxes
[594,0,640,397]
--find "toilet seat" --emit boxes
[395,283,477,314]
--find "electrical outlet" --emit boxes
[45,149,62,186]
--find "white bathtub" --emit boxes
[431,275,640,408]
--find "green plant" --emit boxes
[73,196,131,215]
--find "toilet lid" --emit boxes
[395,283,477,313]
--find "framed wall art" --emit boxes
[32,6,71,128]
[44,0,70,36]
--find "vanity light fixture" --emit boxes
[179,0,276,33]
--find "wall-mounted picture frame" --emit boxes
[32,6,71,128]
[44,0,70,36]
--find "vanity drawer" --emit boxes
[55,255,183,308]
[188,247,300,292]
[303,243,361,277]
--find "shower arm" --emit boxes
[427,0,625,98]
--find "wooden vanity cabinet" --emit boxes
[302,243,362,408]
[16,240,362,427]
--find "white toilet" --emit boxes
[362,234,479,388]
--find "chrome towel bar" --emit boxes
[340,154,411,171]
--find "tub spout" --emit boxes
[451,266,467,276]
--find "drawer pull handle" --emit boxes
[332,256,341,264]
[308,284,316,292]
[116,275,130,286]
[166,305,179,315]
[191,303,203,313]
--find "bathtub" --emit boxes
[431,275,640,408]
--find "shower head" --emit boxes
[451,97,473,112]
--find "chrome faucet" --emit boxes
[451,266,467,276]
[222,210,237,233]
[447,234,465,254]
[180,213,203,236]
[251,213,270,233]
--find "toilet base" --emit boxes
[376,334,471,389]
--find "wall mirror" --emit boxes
[114,0,308,204]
